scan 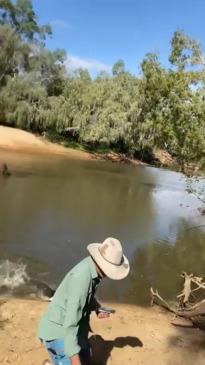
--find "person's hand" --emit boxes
[70,354,82,365]
[97,311,110,319]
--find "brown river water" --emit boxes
[0,150,205,305]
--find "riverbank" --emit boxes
[0,126,93,160]
[0,126,159,166]
[1,298,205,365]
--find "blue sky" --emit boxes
[33,0,205,76]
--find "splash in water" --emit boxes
[0,259,55,300]
[0,260,29,290]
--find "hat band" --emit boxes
[98,247,124,266]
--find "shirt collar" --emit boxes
[88,256,98,280]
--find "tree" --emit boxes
[0,0,51,42]
[0,24,20,86]
[73,68,91,82]
[28,47,67,96]
[112,59,125,76]
[0,0,66,97]
[169,31,202,71]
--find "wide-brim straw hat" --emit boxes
[87,237,130,280]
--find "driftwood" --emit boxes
[150,288,176,313]
[177,272,193,304]
[151,272,205,330]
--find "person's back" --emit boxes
[39,256,100,354]
[41,257,93,312]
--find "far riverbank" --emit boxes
[0,126,176,168]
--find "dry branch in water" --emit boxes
[177,272,193,305]
[150,288,176,313]
[151,272,205,330]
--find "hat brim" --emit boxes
[87,243,130,280]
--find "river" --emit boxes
[0,150,205,305]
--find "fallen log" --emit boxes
[150,272,205,330]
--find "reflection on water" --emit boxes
[127,228,205,305]
[0,150,205,304]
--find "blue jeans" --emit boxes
[42,339,90,365]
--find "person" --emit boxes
[38,237,130,365]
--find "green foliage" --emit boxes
[0,25,20,85]
[112,59,125,76]
[0,0,52,42]
[169,31,202,71]
[0,2,204,170]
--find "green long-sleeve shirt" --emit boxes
[38,256,101,357]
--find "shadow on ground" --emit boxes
[89,335,143,365]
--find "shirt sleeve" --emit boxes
[63,273,90,358]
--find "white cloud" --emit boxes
[66,54,112,73]
[50,19,71,30]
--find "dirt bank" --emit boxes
[0,126,92,160]
[1,298,205,365]
[0,126,146,165]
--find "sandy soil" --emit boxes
[0,126,91,159]
[1,298,205,365]
[0,126,146,165]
